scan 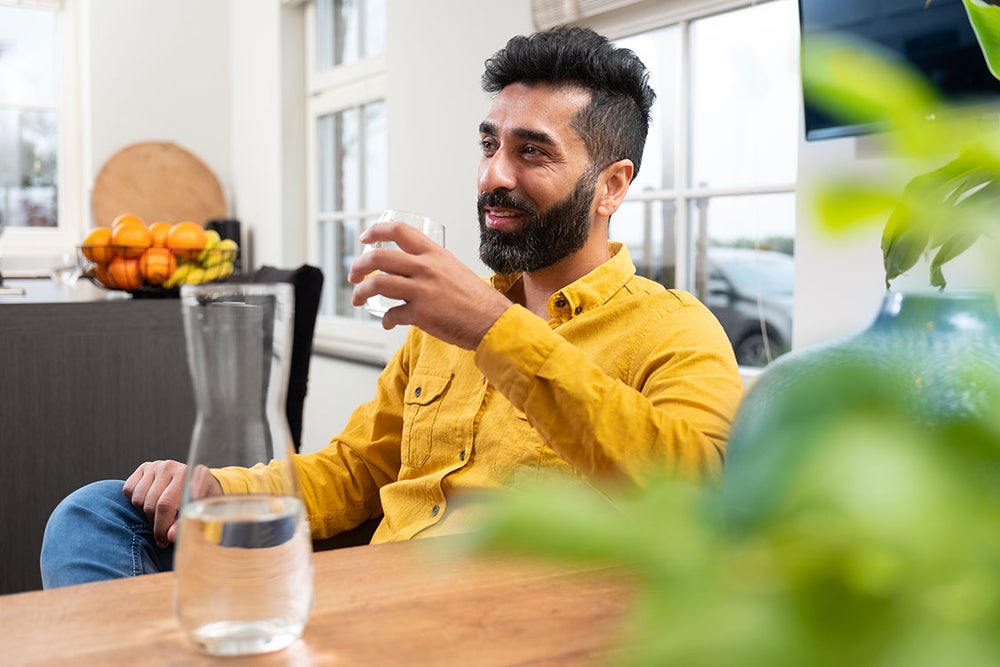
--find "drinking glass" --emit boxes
[175,282,313,656]
[48,250,81,286]
[362,209,445,318]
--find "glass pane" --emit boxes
[363,100,386,210]
[315,0,384,70]
[319,219,336,317]
[335,218,361,317]
[0,109,58,228]
[615,25,679,193]
[611,199,676,288]
[363,0,386,61]
[316,112,338,212]
[0,3,59,229]
[689,193,795,367]
[340,107,361,212]
[689,0,799,188]
[0,4,59,107]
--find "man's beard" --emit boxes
[478,170,598,274]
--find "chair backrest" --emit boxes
[252,264,324,452]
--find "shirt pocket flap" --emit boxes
[404,373,452,406]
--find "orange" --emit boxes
[166,221,207,260]
[107,256,143,290]
[138,247,177,285]
[94,263,114,289]
[111,219,152,258]
[111,213,145,230]
[82,226,115,264]
[148,221,172,247]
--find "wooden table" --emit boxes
[0,538,634,666]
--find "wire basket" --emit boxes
[77,244,238,297]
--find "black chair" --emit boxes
[251,264,324,453]
[252,264,380,548]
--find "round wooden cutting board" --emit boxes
[91,141,227,227]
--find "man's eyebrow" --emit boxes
[479,122,557,147]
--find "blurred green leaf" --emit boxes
[812,180,899,233]
[801,33,940,131]
[964,0,1000,79]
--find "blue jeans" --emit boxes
[40,480,174,588]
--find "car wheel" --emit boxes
[734,332,778,367]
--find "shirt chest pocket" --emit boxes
[401,373,452,468]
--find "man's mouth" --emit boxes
[483,207,527,232]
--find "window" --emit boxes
[306,0,389,360]
[605,0,799,367]
[0,0,79,263]
[0,0,59,230]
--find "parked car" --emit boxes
[704,247,793,367]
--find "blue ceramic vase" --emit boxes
[722,290,1000,530]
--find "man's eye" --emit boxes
[480,139,497,153]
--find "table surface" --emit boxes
[0,538,634,666]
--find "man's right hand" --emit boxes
[123,460,223,549]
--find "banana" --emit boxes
[163,262,193,289]
[185,267,206,285]
[197,230,222,264]
[202,238,238,269]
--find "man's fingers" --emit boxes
[152,476,183,547]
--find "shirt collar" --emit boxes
[490,242,636,323]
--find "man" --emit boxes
[40,26,743,587]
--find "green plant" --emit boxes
[805,0,1000,290]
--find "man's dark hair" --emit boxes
[481,26,656,180]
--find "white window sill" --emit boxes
[312,316,407,366]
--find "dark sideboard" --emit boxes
[0,280,196,594]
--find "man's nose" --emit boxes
[478,150,517,193]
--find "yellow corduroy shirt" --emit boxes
[213,243,744,543]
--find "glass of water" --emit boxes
[362,209,445,318]
[49,250,81,286]
[175,283,313,656]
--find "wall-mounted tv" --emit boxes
[799,0,1000,141]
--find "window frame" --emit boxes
[304,0,392,364]
[0,0,83,270]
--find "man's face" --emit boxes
[477,82,598,274]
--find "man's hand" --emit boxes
[348,221,512,349]
[123,460,223,549]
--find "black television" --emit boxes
[799,0,1000,141]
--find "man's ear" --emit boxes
[595,159,634,217]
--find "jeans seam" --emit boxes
[128,522,148,577]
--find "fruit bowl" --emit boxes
[77,242,238,297]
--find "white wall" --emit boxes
[84,0,232,225]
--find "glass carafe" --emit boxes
[174,282,313,656]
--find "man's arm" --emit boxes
[474,297,744,489]
[212,342,412,540]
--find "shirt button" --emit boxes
[459,450,466,461]
[431,505,440,516]
[481,376,487,385]
[554,297,567,308]
[574,306,583,315]
[414,387,422,398]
